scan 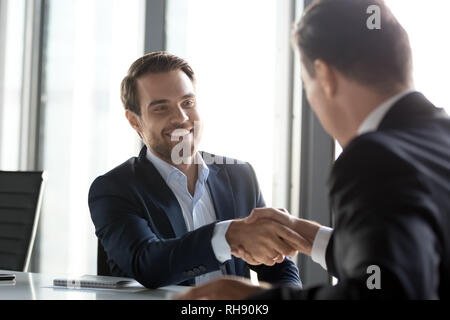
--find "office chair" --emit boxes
[97,239,112,276]
[0,171,46,271]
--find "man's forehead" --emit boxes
[136,70,195,100]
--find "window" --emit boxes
[386,0,450,115]
[37,0,145,274]
[166,0,295,207]
[0,0,26,170]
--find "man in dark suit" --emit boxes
[178,0,450,299]
[88,52,304,289]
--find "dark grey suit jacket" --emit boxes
[251,92,450,299]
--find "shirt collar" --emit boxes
[196,153,210,184]
[146,148,209,185]
[357,89,416,136]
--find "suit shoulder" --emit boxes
[201,151,257,180]
[201,151,250,169]
[89,156,138,196]
[343,131,394,154]
[201,151,246,164]
[333,132,416,180]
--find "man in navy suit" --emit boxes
[178,0,450,299]
[88,52,303,288]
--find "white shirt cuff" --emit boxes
[211,220,233,263]
[311,226,333,270]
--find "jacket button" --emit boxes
[193,267,200,275]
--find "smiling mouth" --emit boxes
[165,128,194,140]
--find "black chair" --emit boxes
[0,171,45,271]
[97,239,112,276]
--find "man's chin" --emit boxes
[151,143,197,164]
[172,147,197,162]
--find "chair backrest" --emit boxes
[97,239,112,276]
[0,171,45,271]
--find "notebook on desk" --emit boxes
[53,275,143,289]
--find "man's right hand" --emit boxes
[225,218,309,266]
[244,208,322,256]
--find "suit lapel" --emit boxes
[136,148,238,275]
[205,158,237,275]
[136,146,188,238]
[206,163,236,223]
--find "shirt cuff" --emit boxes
[311,226,333,270]
[211,220,233,263]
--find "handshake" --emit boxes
[225,208,322,266]
[176,208,323,300]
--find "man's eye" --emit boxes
[154,105,167,112]
[182,100,195,108]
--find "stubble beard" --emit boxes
[149,135,197,165]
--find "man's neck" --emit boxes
[151,147,198,196]
[177,162,198,196]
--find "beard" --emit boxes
[150,139,173,162]
[147,126,200,165]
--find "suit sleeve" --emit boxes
[249,140,441,299]
[88,175,221,289]
[244,163,302,287]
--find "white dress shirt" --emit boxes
[310,89,416,270]
[146,149,232,285]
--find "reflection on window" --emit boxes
[166,0,282,205]
[38,0,144,274]
[0,0,26,170]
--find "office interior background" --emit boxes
[0,0,449,287]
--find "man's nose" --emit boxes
[170,105,189,124]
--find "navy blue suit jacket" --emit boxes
[88,147,301,288]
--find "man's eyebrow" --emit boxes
[147,94,195,108]
[181,93,195,100]
[147,99,170,108]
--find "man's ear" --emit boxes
[314,60,337,99]
[125,110,143,139]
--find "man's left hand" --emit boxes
[175,276,271,300]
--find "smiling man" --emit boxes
[88,52,304,288]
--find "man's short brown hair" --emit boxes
[120,51,195,116]
[293,0,413,94]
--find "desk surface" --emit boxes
[0,270,189,300]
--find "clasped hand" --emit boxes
[225,208,319,266]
